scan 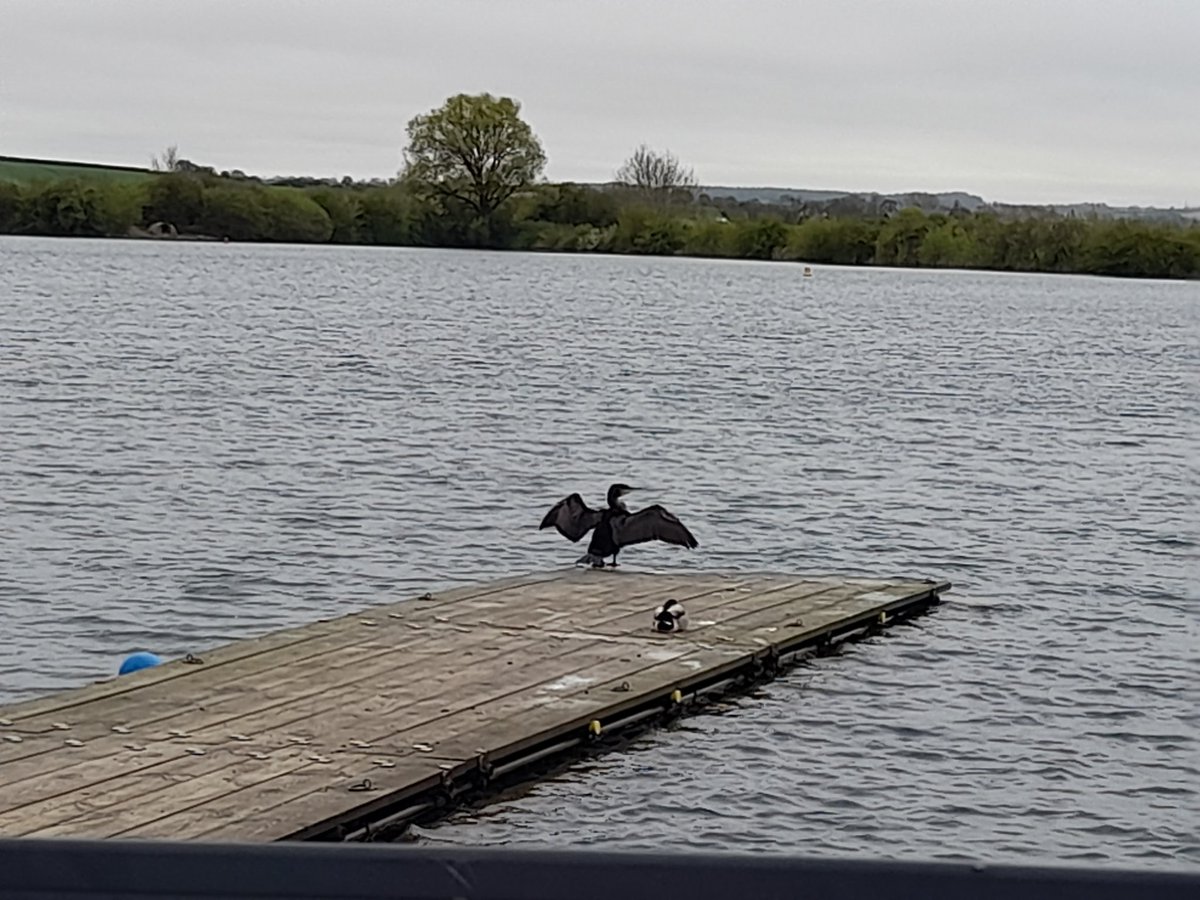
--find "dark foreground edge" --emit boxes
[1,839,1196,900]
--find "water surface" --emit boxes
[1,236,1196,866]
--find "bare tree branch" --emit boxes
[150,144,180,173]
[616,144,697,192]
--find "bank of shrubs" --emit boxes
[0,176,335,243]
[1,172,1197,280]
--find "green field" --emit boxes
[0,156,154,186]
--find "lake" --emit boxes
[1,235,1196,865]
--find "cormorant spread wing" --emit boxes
[539,493,605,543]
[611,505,699,550]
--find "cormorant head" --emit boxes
[607,483,636,507]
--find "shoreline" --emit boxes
[4,230,1197,284]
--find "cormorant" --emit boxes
[539,483,698,568]
[652,599,688,632]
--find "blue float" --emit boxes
[118,651,162,675]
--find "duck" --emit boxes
[652,599,688,633]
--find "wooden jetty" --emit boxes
[0,569,949,843]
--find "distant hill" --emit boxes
[690,183,1198,224]
[987,200,1200,224]
[695,184,989,209]
[0,155,153,186]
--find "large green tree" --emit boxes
[401,92,546,244]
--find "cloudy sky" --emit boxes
[3,0,1196,207]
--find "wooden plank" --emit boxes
[7,580,777,838]
[2,569,739,761]
[0,625,467,766]
[10,624,669,836]
[699,581,941,649]
[104,583,931,842]
[0,626,558,799]
[484,572,789,637]
[128,577,786,755]
[0,578,883,811]
[41,755,448,841]
[117,757,448,842]
[0,571,566,721]
[113,639,737,842]
[436,570,740,626]
[17,747,335,839]
[238,581,847,788]
[0,571,949,842]
[0,578,792,830]
[17,638,620,838]
[0,571,676,773]
[188,640,768,843]
[589,578,858,636]
[0,620,634,827]
[1,571,758,757]
[421,642,758,765]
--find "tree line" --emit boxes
[1,92,1197,281]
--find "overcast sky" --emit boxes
[3,0,1196,207]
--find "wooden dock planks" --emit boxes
[0,568,949,842]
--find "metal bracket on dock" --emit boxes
[761,647,781,677]
[813,632,836,655]
[744,647,781,685]
[473,752,494,784]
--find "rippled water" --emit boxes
[1,235,1197,867]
